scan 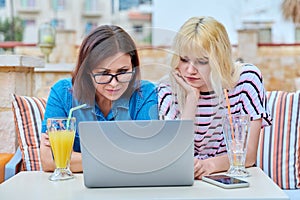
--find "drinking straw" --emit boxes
[66,104,87,130]
[223,89,235,140]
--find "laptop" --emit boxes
[78,120,194,188]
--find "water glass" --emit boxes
[222,114,250,177]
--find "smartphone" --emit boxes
[202,174,249,189]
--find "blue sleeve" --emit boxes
[41,78,73,133]
[133,80,158,120]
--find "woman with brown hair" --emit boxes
[40,25,158,172]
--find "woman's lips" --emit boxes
[185,76,200,82]
[106,88,120,94]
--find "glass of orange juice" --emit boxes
[47,117,76,181]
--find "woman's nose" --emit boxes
[109,76,119,86]
[186,63,198,74]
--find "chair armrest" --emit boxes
[4,147,22,181]
[284,189,300,200]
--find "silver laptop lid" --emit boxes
[79,120,194,188]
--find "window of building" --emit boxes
[22,19,37,43]
[85,22,98,35]
[20,0,37,8]
[133,25,143,33]
[243,21,273,44]
[23,19,36,26]
[258,28,272,43]
[0,0,5,8]
[52,0,66,11]
[119,0,139,11]
[50,18,65,29]
[119,0,152,10]
[295,27,300,43]
[84,0,99,11]
[139,0,152,4]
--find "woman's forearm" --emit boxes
[40,135,56,172]
[69,152,83,172]
[245,119,262,167]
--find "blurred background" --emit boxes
[0,0,299,93]
[1,0,299,45]
[0,0,300,154]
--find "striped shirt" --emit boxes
[158,64,272,159]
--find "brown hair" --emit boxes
[71,25,141,105]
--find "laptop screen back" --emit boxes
[79,120,194,188]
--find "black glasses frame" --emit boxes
[92,69,135,84]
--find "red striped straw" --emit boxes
[223,89,235,139]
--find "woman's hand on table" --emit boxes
[194,158,213,179]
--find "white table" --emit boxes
[0,167,289,200]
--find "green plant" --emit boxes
[0,17,24,41]
[142,33,152,45]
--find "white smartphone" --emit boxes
[202,174,249,189]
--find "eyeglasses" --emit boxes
[92,70,135,84]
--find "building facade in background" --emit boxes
[1,0,300,46]
[0,0,152,45]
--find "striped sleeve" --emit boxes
[157,83,180,120]
[231,64,272,127]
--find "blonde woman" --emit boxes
[158,16,272,179]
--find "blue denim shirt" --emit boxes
[42,78,158,152]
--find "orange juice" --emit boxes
[49,130,75,168]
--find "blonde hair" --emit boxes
[169,16,241,111]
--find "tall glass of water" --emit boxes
[222,114,250,177]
